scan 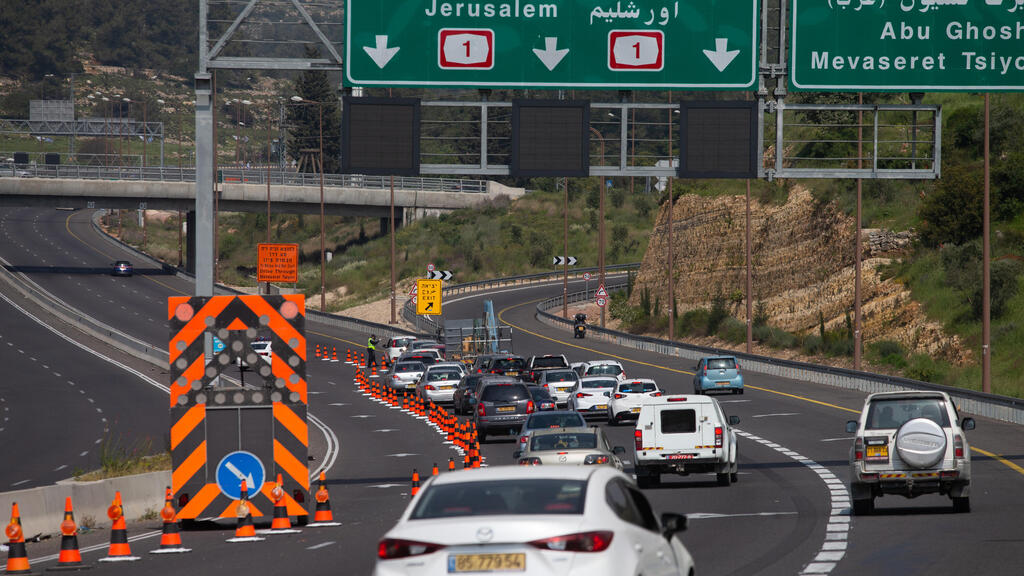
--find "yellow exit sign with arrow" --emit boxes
[416,279,442,315]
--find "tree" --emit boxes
[918,165,983,247]
[287,46,341,174]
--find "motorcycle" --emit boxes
[573,313,587,339]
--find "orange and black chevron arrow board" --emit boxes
[168,295,309,520]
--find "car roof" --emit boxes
[618,378,656,385]
[427,464,599,485]
[529,426,596,437]
[429,362,463,369]
[702,356,737,361]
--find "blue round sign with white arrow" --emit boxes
[215,451,266,500]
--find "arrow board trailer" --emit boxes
[345,0,758,89]
[168,295,311,522]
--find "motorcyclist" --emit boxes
[573,313,587,339]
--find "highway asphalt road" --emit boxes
[1,206,1022,576]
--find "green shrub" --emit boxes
[678,308,710,337]
[717,317,747,345]
[707,293,729,335]
[905,354,948,383]
[753,301,769,327]
[868,340,908,368]
[801,334,823,355]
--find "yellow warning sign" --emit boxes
[416,279,442,315]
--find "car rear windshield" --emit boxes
[392,337,415,347]
[481,384,530,402]
[492,358,526,370]
[586,365,623,376]
[428,369,463,381]
[411,479,587,518]
[395,362,425,373]
[528,387,554,402]
[865,398,950,429]
[707,358,736,370]
[544,370,577,382]
[531,433,598,451]
[660,409,697,434]
[532,357,567,368]
[404,355,436,365]
[620,382,656,393]
[527,413,586,429]
[582,378,617,389]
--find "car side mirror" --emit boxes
[728,415,740,426]
[961,417,976,431]
[612,446,626,455]
[604,391,611,397]
[846,420,858,434]
[660,512,687,539]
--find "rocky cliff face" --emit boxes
[631,186,966,364]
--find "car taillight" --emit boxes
[667,397,687,402]
[543,383,549,388]
[650,392,662,397]
[714,426,723,448]
[378,538,444,560]
[954,434,964,459]
[854,437,864,461]
[478,403,486,416]
[576,392,590,398]
[703,366,707,376]
[583,454,610,465]
[528,531,613,553]
[520,436,530,444]
[735,361,740,369]
[424,385,436,390]
[519,457,542,466]
[391,374,399,380]
[634,429,642,451]
[526,400,535,414]
[614,393,625,399]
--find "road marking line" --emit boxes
[79,451,88,457]
[11,479,30,487]
[820,437,852,442]
[307,541,335,550]
[753,412,799,418]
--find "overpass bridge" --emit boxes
[0,164,525,222]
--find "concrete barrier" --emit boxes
[0,471,170,537]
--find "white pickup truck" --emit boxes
[633,395,740,488]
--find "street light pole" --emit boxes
[318,104,326,312]
[266,103,273,295]
[589,127,606,328]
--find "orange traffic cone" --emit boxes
[99,492,139,562]
[149,487,190,554]
[448,457,456,472]
[262,474,300,534]
[463,452,472,470]
[308,472,340,527]
[410,469,420,497]
[432,462,440,477]
[315,344,321,359]
[370,364,378,378]
[227,480,264,542]
[49,496,90,570]
[331,347,339,362]
[346,349,353,364]
[5,503,34,575]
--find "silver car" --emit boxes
[387,361,426,391]
[517,427,625,469]
[847,391,975,515]
[537,369,581,408]
[417,363,466,404]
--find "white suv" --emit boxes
[846,391,975,515]
[633,395,740,488]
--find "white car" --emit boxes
[537,369,581,407]
[418,363,467,404]
[385,336,416,363]
[607,379,662,425]
[407,348,444,363]
[387,361,427,391]
[580,360,626,381]
[568,376,618,418]
[847,391,975,515]
[374,466,694,576]
[634,395,740,488]
[238,340,272,370]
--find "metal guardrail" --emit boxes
[535,288,1024,425]
[0,163,489,193]
[400,264,640,328]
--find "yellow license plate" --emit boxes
[440,385,455,390]
[866,445,888,458]
[716,381,730,386]
[630,407,641,413]
[450,553,525,572]
[594,404,607,409]
[497,406,516,412]
[558,387,573,392]
[506,371,519,376]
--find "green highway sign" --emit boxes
[345,0,758,89]
[791,0,1024,91]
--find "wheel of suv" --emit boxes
[477,428,487,443]
[852,497,874,515]
[895,418,947,469]
[952,496,970,513]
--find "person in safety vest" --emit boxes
[367,335,379,368]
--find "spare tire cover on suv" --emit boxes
[895,418,947,469]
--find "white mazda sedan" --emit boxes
[374,466,694,576]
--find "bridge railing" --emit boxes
[0,162,489,193]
